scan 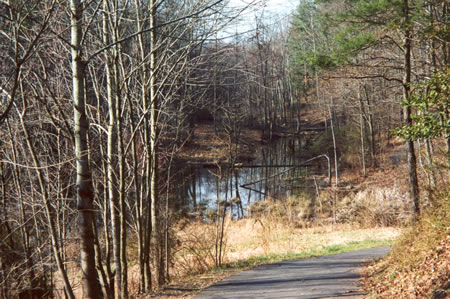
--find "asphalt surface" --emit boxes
[194,246,390,299]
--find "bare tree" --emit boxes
[71,0,102,297]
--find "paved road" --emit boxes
[194,246,390,299]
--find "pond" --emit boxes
[171,136,330,218]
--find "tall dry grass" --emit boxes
[225,218,400,261]
[173,217,230,277]
[248,185,412,227]
[337,186,412,226]
[170,212,401,280]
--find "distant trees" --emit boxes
[288,0,448,216]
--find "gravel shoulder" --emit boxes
[194,246,390,299]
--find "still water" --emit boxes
[171,137,329,217]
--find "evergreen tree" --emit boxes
[289,0,449,216]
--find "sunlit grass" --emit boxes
[168,214,402,298]
[175,216,400,277]
[224,218,401,262]
[212,238,393,272]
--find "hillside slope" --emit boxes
[363,193,449,298]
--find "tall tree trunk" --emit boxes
[149,0,163,286]
[117,55,128,299]
[358,89,366,177]
[134,0,152,292]
[71,0,103,297]
[103,2,121,296]
[91,65,114,297]
[403,0,420,217]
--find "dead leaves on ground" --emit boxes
[362,198,449,298]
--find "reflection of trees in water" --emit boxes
[172,137,328,217]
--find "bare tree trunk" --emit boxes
[102,1,129,296]
[358,88,366,176]
[149,0,163,286]
[91,65,114,297]
[362,85,376,167]
[403,0,420,217]
[328,99,338,186]
[71,0,102,297]
[256,25,269,136]
[133,0,152,292]
[424,139,435,186]
[117,58,128,299]
[93,220,110,298]
[103,3,121,296]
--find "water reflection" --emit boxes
[172,137,328,218]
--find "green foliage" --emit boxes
[290,0,430,73]
[288,0,339,83]
[334,29,377,57]
[288,0,378,76]
[337,0,427,29]
[393,69,449,140]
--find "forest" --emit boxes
[0,0,448,298]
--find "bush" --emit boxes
[174,218,229,276]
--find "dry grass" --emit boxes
[179,217,396,270]
[152,184,407,297]
[225,218,400,261]
[157,215,401,298]
[247,184,413,228]
[337,186,413,226]
[174,220,227,276]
